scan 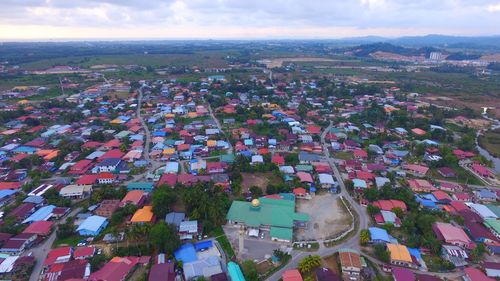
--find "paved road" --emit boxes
[207,103,233,154]
[266,122,368,281]
[28,207,82,281]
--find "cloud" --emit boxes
[0,0,499,39]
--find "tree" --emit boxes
[469,243,486,263]
[374,245,390,263]
[249,186,263,198]
[149,222,181,254]
[57,218,75,239]
[241,260,259,281]
[367,205,380,216]
[152,185,177,219]
[297,255,321,273]
[360,229,370,246]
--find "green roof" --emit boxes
[220,154,235,163]
[485,219,500,234]
[270,227,293,241]
[226,196,309,229]
[295,165,313,172]
[486,205,500,218]
[227,262,246,281]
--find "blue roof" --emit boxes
[23,205,56,223]
[13,146,37,153]
[194,240,213,251]
[369,227,390,242]
[77,215,108,232]
[0,189,16,199]
[408,248,421,260]
[174,243,198,263]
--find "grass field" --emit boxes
[479,129,500,158]
[19,51,230,70]
[53,234,82,247]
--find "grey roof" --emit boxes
[165,212,185,228]
[298,151,321,162]
[23,196,45,205]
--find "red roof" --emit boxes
[157,174,177,187]
[76,174,98,185]
[464,267,494,281]
[10,153,29,162]
[472,163,492,177]
[98,172,115,179]
[23,221,53,235]
[0,182,22,190]
[70,160,93,174]
[98,149,124,161]
[103,139,121,149]
[372,200,407,212]
[89,256,142,281]
[293,187,307,195]
[432,190,452,201]
[272,154,285,166]
[44,246,72,266]
[282,269,303,281]
[81,141,102,149]
[73,246,95,259]
[353,149,368,158]
[356,171,375,181]
[306,125,321,135]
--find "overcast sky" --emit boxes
[1,0,499,40]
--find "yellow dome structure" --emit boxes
[251,199,260,207]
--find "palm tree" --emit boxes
[360,229,370,246]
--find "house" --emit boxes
[282,269,303,281]
[368,227,391,244]
[120,190,146,207]
[44,246,72,266]
[22,220,54,236]
[179,220,199,240]
[95,200,120,218]
[130,206,155,224]
[374,210,401,227]
[206,162,227,174]
[318,173,336,190]
[403,164,429,177]
[387,243,414,268]
[92,158,123,174]
[408,179,435,192]
[59,185,92,199]
[437,167,456,178]
[372,200,407,212]
[251,155,264,165]
[149,260,175,281]
[472,164,494,179]
[392,267,415,281]
[165,212,186,230]
[474,189,498,202]
[77,215,108,236]
[0,233,37,254]
[432,222,474,249]
[97,172,116,184]
[89,256,148,281]
[298,151,321,164]
[339,249,362,279]
[441,244,468,267]
[271,154,285,166]
[127,182,154,192]
[463,267,495,281]
[74,246,96,260]
[45,259,90,281]
[484,262,500,278]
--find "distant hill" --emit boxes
[346,42,440,58]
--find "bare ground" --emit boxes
[295,195,351,241]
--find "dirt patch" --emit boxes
[296,195,351,241]
[321,253,341,275]
[256,260,274,274]
[422,94,500,117]
[241,172,283,193]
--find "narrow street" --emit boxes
[28,207,82,281]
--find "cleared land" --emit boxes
[258,57,342,68]
[295,195,351,241]
[479,128,500,158]
[241,172,283,193]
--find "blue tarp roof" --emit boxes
[23,205,55,223]
[194,240,213,251]
[175,243,198,263]
[408,248,422,260]
[369,227,390,242]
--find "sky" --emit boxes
[0,0,499,40]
